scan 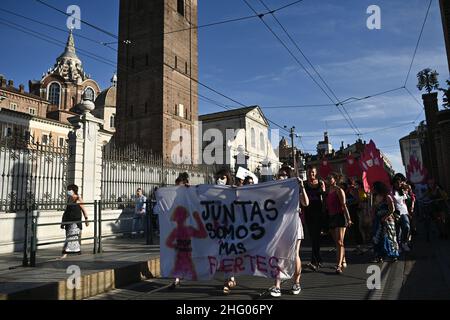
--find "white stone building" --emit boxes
[199,106,280,176]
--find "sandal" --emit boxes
[223,279,236,295]
[335,265,343,274]
[307,262,318,271]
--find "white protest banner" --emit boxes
[155,178,300,281]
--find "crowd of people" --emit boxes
[59,165,449,298]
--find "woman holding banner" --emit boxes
[168,172,190,289]
[325,173,353,274]
[269,167,309,297]
[215,168,239,295]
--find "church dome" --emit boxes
[44,30,88,83]
[95,85,116,108]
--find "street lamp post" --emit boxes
[284,126,299,177]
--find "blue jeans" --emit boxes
[132,214,144,235]
[396,214,410,244]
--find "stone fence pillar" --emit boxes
[67,98,105,203]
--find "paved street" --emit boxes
[87,223,450,300]
[86,246,399,300]
[1,222,448,300]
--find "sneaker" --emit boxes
[269,287,281,297]
[291,283,301,295]
[402,243,411,252]
[169,279,180,289]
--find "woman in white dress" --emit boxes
[269,168,309,297]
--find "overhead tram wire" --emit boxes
[0,18,234,118]
[32,0,421,137]
[241,0,360,136]
[300,121,417,139]
[400,0,433,124]
[164,0,304,35]
[256,0,432,141]
[4,5,407,113]
[32,0,295,135]
[0,18,117,67]
[197,94,291,139]
[404,0,433,87]
[261,86,406,109]
[0,11,292,136]
[257,0,362,137]
[35,0,304,45]
[35,0,118,40]
[5,3,407,112]
[340,86,405,106]
[0,8,403,116]
[0,7,117,52]
[23,1,405,115]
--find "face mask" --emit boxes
[217,178,227,185]
[279,176,287,180]
[67,190,74,197]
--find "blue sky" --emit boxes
[0,0,448,173]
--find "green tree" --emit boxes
[417,68,439,94]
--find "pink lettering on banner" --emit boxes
[221,258,234,273]
[234,257,245,273]
[207,255,282,277]
[244,254,256,272]
[256,255,267,272]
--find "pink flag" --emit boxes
[360,140,391,192]
[319,157,332,179]
[406,155,427,184]
[345,154,362,178]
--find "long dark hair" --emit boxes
[67,184,79,195]
[373,181,389,197]
[279,166,292,179]
[215,168,233,186]
[327,172,343,185]
[392,173,406,195]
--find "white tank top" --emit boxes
[393,191,409,215]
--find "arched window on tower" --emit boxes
[260,132,265,151]
[84,87,95,101]
[48,83,61,108]
[110,114,115,128]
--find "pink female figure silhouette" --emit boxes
[165,206,207,280]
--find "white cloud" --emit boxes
[317,49,448,83]
[238,65,300,84]
[321,104,386,122]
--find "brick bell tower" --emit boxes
[116,0,199,163]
